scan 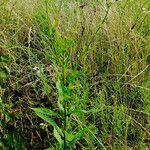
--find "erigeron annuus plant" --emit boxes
[31,31,106,149]
[32,78,95,149]
[32,77,107,149]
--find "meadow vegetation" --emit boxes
[0,0,150,149]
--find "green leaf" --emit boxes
[35,112,57,126]
[64,131,75,142]
[73,130,85,141]
[54,128,63,145]
[0,70,8,79]
[0,54,9,64]
[0,66,10,80]
[69,129,86,147]
[31,108,59,117]
[56,80,63,96]
[56,80,64,111]
[34,112,63,136]
[4,66,10,74]
[4,112,11,122]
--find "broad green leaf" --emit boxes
[31,108,59,117]
[35,112,57,127]
[34,112,63,136]
[54,128,63,145]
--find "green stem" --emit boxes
[45,0,51,35]
[63,53,67,150]
[64,103,67,150]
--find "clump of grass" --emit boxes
[1,0,150,149]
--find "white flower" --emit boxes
[33,65,39,71]
[36,69,41,77]
[40,123,44,126]
[33,65,42,77]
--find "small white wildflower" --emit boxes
[33,65,42,77]
[36,69,41,77]
[33,65,39,71]
[40,123,44,126]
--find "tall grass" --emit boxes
[1,0,150,149]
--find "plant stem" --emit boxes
[63,53,67,150]
[45,0,51,35]
[64,102,67,150]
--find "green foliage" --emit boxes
[1,0,150,149]
[0,53,10,81]
[0,99,25,150]
[32,73,102,149]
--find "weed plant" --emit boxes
[0,0,150,149]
